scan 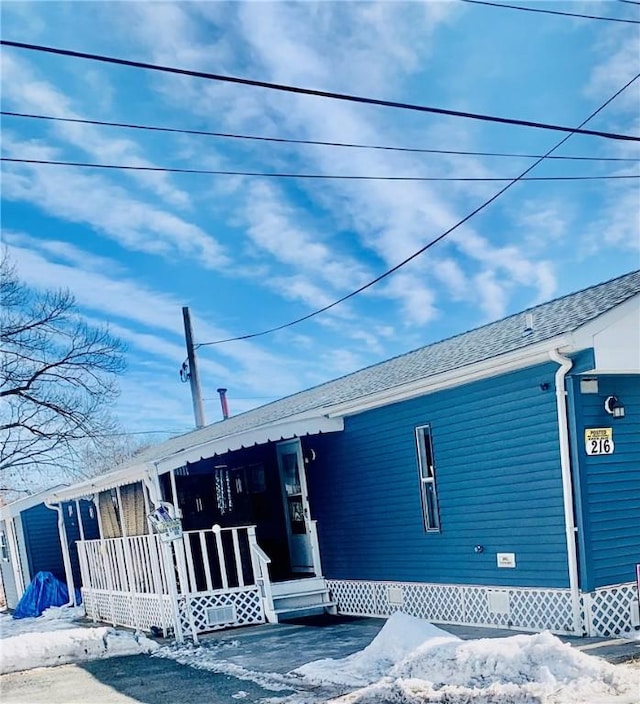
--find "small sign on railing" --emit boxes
[148,505,183,543]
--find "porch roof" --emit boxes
[45,414,344,502]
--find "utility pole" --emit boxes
[182,306,206,429]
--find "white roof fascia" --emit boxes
[47,463,153,504]
[325,335,574,419]
[0,485,69,520]
[153,415,344,474]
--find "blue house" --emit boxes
[0,489,99,609]
[14,270,639,640]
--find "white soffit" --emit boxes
[154,415,344,473]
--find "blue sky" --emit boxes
[1,1,639,439]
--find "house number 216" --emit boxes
[585,432,614,456]
[589,438,613,455]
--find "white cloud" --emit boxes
[1,51,192,209]
[1,137,229,269]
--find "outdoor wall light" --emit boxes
[604,395,625,419]
[474,545,484,553]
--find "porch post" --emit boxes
[75,500,86,541]
[173,536,199,642]
[161,540,185,643]
[94,496,104,539]
[169,469,182,518]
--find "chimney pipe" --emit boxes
[217,388,230,420]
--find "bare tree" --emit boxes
[0,251,126,497]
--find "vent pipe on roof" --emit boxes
[522,313,535,335]
[217,388,230,420]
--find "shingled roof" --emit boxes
[128,269,640,466]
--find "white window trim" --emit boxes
[415,424,441,533]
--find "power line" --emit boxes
[460,0,640,23]
[196,72,640,348]
[2,40,639,143]
[3,157,638,182]
[616,0,640,5]
[3,110,638,163]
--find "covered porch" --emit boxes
[49,416,343,642]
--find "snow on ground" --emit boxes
[296,613,640,704]
[295,613,460,687]
[2,608,637,702]
[0,606,158,675]
[158,613,640,704]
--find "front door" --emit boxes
[276,440,314,574]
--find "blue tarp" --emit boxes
[13,571,81,619]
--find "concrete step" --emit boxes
[275,601,338,616]
[273,588,332,609]
[271,577,327,597]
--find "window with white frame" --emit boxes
[0,530,9,561]
[415,425,440,532]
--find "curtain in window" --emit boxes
[98,490,121,538]
[119,482,148,536]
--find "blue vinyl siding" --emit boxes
[570,374,640,591]
[21,503,65,583]
[20,500,99,588]
[63,500,100,587]
[306,361,571,588]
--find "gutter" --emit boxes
[549,348,583,635]
[44,500,77,608]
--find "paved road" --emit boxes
[1,654,288,704]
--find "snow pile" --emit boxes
[0,606,85,637]
[293,613,640,704]
[295,612,459,686]
[0,607,158,674]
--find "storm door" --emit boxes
[276,440,314,574]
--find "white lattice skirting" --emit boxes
[583,582,639,637]
[82,588,174,632]
[177,586,265,637]
[328,579,576,634]
[328,579,640,636]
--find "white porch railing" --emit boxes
[77,525,270,641]
[77,533,174,635]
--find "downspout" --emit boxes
[549,349,582,635]
[44,500,76,607]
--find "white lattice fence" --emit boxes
[177,586,264,637]
[583,582,639,637]
[328,580,576,635]
[82,588,174,632]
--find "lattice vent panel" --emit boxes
[584,583,637,637]
[178,587,264,636]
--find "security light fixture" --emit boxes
[604,395,625,419]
